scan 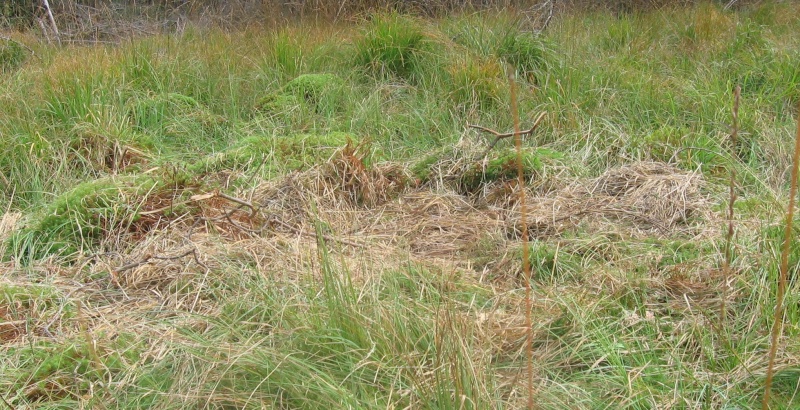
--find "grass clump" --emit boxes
[354,13,428,79]
[496,29,549,79]
[0,37,27,72]
[447,55,506,109]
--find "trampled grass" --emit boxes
[2,2,800,408]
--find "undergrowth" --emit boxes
[2,2,800,408]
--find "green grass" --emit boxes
[2,2,800,408]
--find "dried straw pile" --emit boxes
[519,161,710,239]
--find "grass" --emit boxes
[2,2,800,408]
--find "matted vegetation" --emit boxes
[2,2,800,408]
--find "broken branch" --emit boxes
[470,111,547,158]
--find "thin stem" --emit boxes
[510,72,535,410]
[762,99,800,409]
[721,85,740,325]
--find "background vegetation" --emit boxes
[2,1,800,408]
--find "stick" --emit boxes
[469,111,547,158]
[41,0,61,45]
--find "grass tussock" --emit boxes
[2,2,800,408]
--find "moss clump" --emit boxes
[258,73,343,114]
[188,132,356,177]
[10,334,141,404]
[411,148,452,182]
[284,73,342,101]
[412,147,565,193]
[7,176,160,260]
[256,93,301,113]
[127,92,228,156]
[460,148,563,193]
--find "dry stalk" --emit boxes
[115,248,204,274]
[509,72,535,409]
[721,85,740,325]
[762,99,800,409]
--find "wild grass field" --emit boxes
[2,2,800,408]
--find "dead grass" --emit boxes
[519,161,712,239]
[1,142,733,407]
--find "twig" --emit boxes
[269,216,368,249]
[115,248,203,273]
[469,111,547,158]
[216,192,257,216]
[762,99,800,410]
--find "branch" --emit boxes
[539,0,556,32]
[115,248,205,274]
[41,0,61,45]
[469,111,547,158]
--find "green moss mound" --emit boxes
[127,92,228,155]
[413,147,565,194]
[257,73,344,114]
[9,333,141,404]
[7,176,160,261]
[189,132,357,176]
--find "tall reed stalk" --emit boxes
[762,100,800,409]
[721,85,740,325]
[510,71,535,409]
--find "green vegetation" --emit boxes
[0,37,27,72]
[2,3,800,408]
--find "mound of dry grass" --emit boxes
[519,161,712,239]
